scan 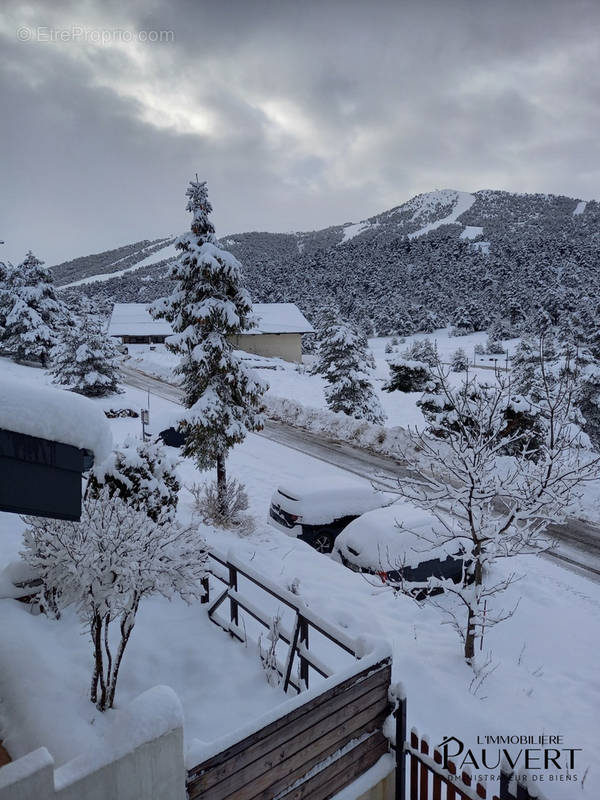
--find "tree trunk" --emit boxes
[91,612,107,709]
[464,555,483,662]
[107,600,139,709]
[216,453,227,517]
[464,606,476,662]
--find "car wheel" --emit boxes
[312,531,334,554]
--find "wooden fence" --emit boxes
[396,713,548,800]
[197,552,547,800]
[186,655,392,800]
[203,550,358,693]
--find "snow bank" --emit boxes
[0,376,113,463]
[264,395,413,461]
[185,638,391,769]
[0,747,53,790]
[54,686,183,789]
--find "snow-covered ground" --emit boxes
[128,328,520,430]
[0,357,599,797]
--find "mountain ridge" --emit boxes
[52,188,600,340]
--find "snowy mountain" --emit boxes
[52,189,600,337]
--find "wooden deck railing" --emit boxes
[203,549,357,693]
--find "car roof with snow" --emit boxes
[274,477,392,526]
[334,503,462,571]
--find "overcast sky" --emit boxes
[1,0,599,266]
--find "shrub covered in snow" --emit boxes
[258,614,283,687]
[401,337,438,366]
[486,338,505,355]
[87,437,180,524]
[22,487,208,710]
[450,348,469,372]
[384,357,434,393]
[190,477,254,535]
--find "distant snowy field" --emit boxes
[0,357,599,798]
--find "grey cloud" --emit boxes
[1,0,599,265]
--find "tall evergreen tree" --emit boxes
[50,313,121,396]
[152,178,266,507]
[1,251,62,366]
[313,312,385,423]
[0,261,14,341]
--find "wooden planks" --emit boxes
[187,657,392,800]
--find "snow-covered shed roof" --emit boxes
[108,303,313,337]
[0,376,113,463]
[108,304,173,338]
[250,303,313,335]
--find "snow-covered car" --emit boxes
[333,503,467,595]
[268,477,392,553]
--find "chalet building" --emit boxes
[108,302,313,363]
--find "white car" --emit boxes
[333,503,467,593]
[268,476,392,553]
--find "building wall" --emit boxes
[229,333,302,363]
[0,689,186,800]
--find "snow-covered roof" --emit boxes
[250,303,313,335]
[108,304,173,338]
[0,376,113,463]
[108,303,313,337]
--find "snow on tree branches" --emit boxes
[312,308,385,423]
[380,345,600,662]
[0,251,62,366]
[87,436,180,524]
[151,178,266,510]
[50,313,122,397]
[22,487,208,711]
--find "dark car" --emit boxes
[158,426,186,448]
[333,503,468,597]
[268,477,392,553]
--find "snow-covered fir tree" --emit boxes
[310,304,341,375]
[50,314,121,396]
[313,312,385,423]
[451,305,474,336]
[0,261,13,338]
[450,347,469,372]
[385,356,435,393]
[152,178,266,508]
[403,338,438,366]
[1,251,62,366]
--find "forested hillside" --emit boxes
[53,189,600,339]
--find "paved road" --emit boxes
[120,364,600,580]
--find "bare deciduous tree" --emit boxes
[23,487,208,710]
[381,341,600,662]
